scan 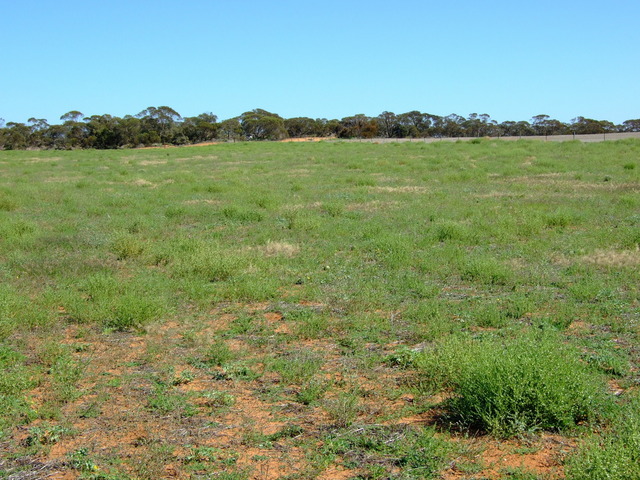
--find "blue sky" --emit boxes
[1,0,638,125]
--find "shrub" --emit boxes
[566,393,640,479]
[434,220,468,242]
[268,349,323,384]
[323,392,361,427]
[222,205,263,223]
[104,294,161,331]
[461,255,511,285]
[415,331,611,437]
[111,234,145,260]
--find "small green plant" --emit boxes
[147,384,196,417]
[184,445,224,463]
[202,340,235,367]
[323,392,361,427]
[323,425,449,478]
[268,424,304,441]
[171,370,195,385]
[295,378,330,405]
[0,195,17,211]
[104,294,161,331]
[544,210,573,228]
[111,234,145,260]
[268,349,324,384]
[201,390,236,409]
[461,255,511,285]
[321,202,344,217]
[287,308,329,339]
[566,393,640,479]
[222,205,263,223]
[68,448,99,472]
[434,220,468,242]
[25,423,72,446]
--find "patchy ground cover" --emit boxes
[0,139,639,479]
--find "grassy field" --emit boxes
[0,139,639,479]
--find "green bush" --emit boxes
[104,294,161,331]
[433,220,468,242]
[461,255,511,285]
[566,394,640,479]
[0,345,37,435]
[111,234,145,260]
[415,331,611,437]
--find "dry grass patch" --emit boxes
[131,178,156,187]
[259,241,300,258]
[371,186,429,193]
[139,160,167,166]
[346,200,400,212]
[183,199,221,205]
[581,248,640,267]
[26,156,62,163]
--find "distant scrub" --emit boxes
[1,106,638,150]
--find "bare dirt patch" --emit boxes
[443,434,573,479]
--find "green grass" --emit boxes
[566,393,640,479]
[0,139,639,478]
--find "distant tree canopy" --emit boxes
[0,106,637,150]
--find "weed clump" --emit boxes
[433,220,468,242]
[461,255,511,285]
[323,425,449,479]
[415,331,611,437]
[566,393,640,479]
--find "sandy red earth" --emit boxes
[1,304,577,479]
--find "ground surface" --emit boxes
[0,139,638,479]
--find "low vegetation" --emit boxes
[0,139,638,479]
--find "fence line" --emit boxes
[326,132,640,144]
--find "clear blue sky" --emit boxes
[1,0,638,125]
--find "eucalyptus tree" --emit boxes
[622,119,640,132]
[499,120,535,137]
[3,122,30,150]
[284,117,319,138]
[570,117,615,135]
[84,114,124,149]
[239,109,287,140]
[181,113,218,144]
[59,110,87,148]
[337,114,378,138]
[137,106,182,143]
[218,117,243,142]
[441,114,466,137]
[27,118,49,148]
[376,111,398,138]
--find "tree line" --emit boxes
[1,106,639,150]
